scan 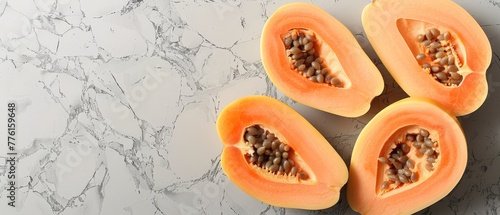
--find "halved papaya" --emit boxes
[347,97,467,214]
[362,0,492,116]
[216,95,348,209]
[261,2,384,117]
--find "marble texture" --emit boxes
[0,0,499,214]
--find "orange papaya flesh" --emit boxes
[362,0,491,116]
[261,2,384,117]
[217,95,348,209]
[348,97,467,215]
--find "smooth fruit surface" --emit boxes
[217,95,348,209]
[261,2,384,117]
[362,0,491,116]
[347,97,467,215]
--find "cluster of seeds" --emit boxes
[408,129,440,170]
[378,128,439,191]
[378,143,417,190]
[244,125,308,179]
[415,28,463,86]
[283,29,343,87]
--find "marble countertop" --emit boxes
[0,0,499,214]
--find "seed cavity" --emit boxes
[244,125,307,179]
[284,29,344,87]
[379,128,440,193]
[415,28,463,86]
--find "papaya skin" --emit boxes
[347,97,467,215]
[216,95,348,210]
[362,0,492,116]
[261,2,384,118]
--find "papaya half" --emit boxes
[261,2,384,117]
[216,95,348,209]
[347,97,467,215]
[362,0,492,116]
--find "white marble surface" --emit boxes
[0,0,499,214]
